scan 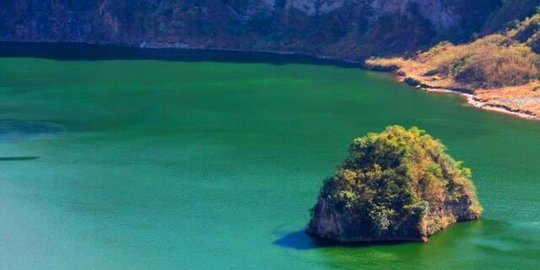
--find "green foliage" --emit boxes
[314,126,482,238]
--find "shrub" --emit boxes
[310,126,482,240]
[455,43,539,87]
[417,35,540,88]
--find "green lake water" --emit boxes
[0,46,539,269]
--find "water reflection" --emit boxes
[275,220,500,269]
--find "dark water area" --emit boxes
[0,43,538,269]
[0,42,361,67]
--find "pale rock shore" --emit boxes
[396,76,540,121]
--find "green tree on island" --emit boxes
[308,126,482,243]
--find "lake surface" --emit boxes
[0,45,539,269]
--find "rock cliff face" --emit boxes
[0,0,501,60]
[307,126,482,243]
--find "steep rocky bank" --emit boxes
[0,0,500,61]
[4,1,540,121]
[360,0,540,121]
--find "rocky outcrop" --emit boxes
[370,0,458,30]
[307,126,482,243]
[0,0,501,60]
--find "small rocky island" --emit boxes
[308,126,482,243]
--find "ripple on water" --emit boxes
[0,119,63,141]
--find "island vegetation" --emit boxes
[308,126,482,243]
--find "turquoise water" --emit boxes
[0,51,539,269]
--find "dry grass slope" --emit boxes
[365,10,540,119]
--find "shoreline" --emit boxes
[1,40,538,121]
[395,75,540,121]
[367,57,540,121]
